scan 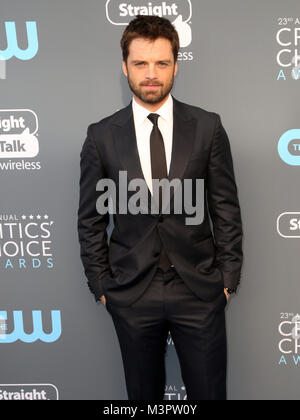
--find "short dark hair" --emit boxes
[120,15,180,63]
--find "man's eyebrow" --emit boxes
[131,59,173,64]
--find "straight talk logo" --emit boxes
[106,0,193,50]
[0,384,59,400]
[96,171,204,226]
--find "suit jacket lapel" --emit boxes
[167,98,197,208]
[112,104,154,213]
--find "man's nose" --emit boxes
[145,64,158,79]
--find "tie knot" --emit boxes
[148,113,160,126]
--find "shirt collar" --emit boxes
[132,94,173,127]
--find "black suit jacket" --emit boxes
[77,97,243,307]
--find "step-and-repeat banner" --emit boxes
[0,0,299,400]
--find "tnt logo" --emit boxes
[0,110,39,158]
[278,129,300,166]
[106,0,192,48]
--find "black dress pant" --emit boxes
[106,267,227,401]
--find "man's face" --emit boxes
[122,37,178,106]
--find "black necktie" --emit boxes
[148,113,172,272]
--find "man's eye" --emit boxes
[158,62,168,67]
[135,62,145,67]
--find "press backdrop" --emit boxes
[1,0,300,400]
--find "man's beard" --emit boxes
[126,72,174,105]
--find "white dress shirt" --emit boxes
[132,94,173,195]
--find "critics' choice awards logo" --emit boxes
[278,129,300,166]
[164,384,186,400]
[0,110,41,171]
[0,310,61,344]
[0,214,55,270]
[0,384,59,400]
[276,17,300,80]
[278,313,300,367]
[106,0,194,61]
[0,22,39,80]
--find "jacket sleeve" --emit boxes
[77,124,111,302]
[206,114,243,290]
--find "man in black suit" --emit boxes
[78,15,243,401]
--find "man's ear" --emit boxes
[122,60,128,78]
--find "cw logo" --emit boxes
[0,310,61,343]
[0,21,38,61]
[278,129,300,166]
